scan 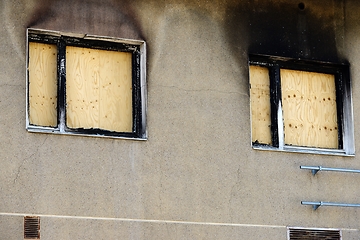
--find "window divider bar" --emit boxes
[277,99,284,150]
[300,165,360,175]
[57,40,66,133]
[269,66,281,148]
[335,71,344,149]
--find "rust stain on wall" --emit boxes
[28,0,143,40]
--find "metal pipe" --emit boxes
[300,165,360,175]
[301,201,360,210]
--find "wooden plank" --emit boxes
[249,65,272,145]
[99,50,132,132]
[66,46,132,132]
[281,69,338,149]
[28,42,58,127]
[66,46,100,129]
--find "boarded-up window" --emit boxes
[66,47,133,132]
[281,69,338,149]
[250,65,271,145]
[27,29,147,139]
[28,42,58,127]
[249,55,354,155]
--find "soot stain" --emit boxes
[225,1,342,63]
[28,0,144,40]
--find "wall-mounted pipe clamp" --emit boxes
[300,165,360,175]
[301,201,360,210]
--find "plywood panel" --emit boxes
[281,69,338,149]
[249,65,271,145]
[99,50,132,132]
[66,47,100,129]
[66,46,132,132]
[28,42,58,127]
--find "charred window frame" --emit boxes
[249,54,354,156]
[26,29,147,139]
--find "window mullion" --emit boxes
[269,66,282,148]
[335,71,344,150]
[57,40,66,133]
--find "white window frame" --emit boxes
[26,28,147,139]
[249,54,354,156]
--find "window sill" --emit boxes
[252,144,354,157]
[26,126,147,141]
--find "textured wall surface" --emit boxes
[1,0,360,239]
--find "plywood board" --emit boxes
[249,65,271,145]
[28,42,58,127]
[66,46,132,132]
[281,69,338,149]
[99,50,132,132]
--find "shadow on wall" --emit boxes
[225,0,344,63]
[28,0,143,40]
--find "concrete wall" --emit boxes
[1,0,360,239]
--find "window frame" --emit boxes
[26,28,147,140]
[249,54,354,156]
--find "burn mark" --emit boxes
[298,2,305,11]
[28,0,143,40]
[225,0,345,63]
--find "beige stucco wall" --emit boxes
[0,0,360,239]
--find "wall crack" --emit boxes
[13,136,48,183]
